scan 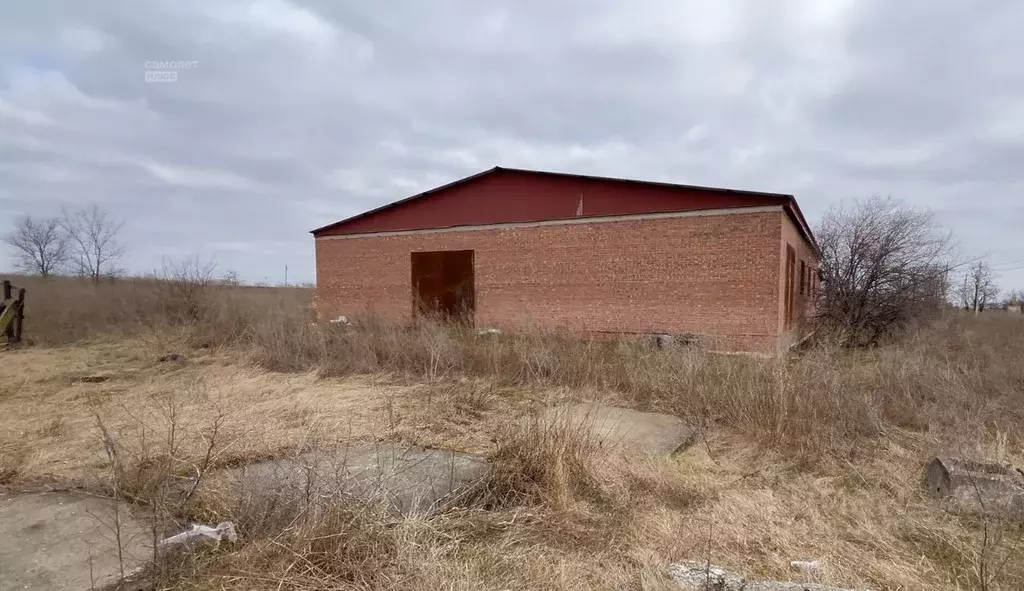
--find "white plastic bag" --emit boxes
[158,521,238,548]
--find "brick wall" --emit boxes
[777,213,820,350]
[315,209,788,353]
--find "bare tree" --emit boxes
[3,215,70,276]
[816,196,957,346]
[220,269,242,287]
[957,261,1000,312]
[61,205,126,282]
[1003,289,1024,307]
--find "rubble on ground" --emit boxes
[667,561,860,591]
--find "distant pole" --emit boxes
[284,265,288,286]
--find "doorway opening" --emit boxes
[411,250,475,325]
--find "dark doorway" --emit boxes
[411,250,475,324]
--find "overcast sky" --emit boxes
[1,0,1022,287]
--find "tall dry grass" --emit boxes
[6,273,311,346]
[11,273,1024,464]
[245,312,1024,464]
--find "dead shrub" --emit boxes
[154,255,218,325]
[816,196,956,347]
[483,409,606,509]
[227,503,405,588]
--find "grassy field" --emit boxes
[1,275,1023,589]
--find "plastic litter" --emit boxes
[158,521,238,548]
[790,559,822,571]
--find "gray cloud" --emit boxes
[1,0,1021,287]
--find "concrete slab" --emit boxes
[539,403,696,456]
[213,442,488,516]
[0,491,152,591]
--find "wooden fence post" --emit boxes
[14,288,25,344]
[2,281,12,344]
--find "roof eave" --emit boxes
[783,198,820,256]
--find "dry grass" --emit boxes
[0,343,415,486]
[483,408,607,510]
[2,276,1024,589]
[247,312,1024,465]
[7,274,310,346]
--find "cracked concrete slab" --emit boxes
[0,491,152,591]
[212,441,488,516]
[539,403,696,456]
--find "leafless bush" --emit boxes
[816,196,958,346]
[155,255,218,324]
[91,384,226,512]
[90,382,232,586]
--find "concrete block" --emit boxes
[923,457,1024,518]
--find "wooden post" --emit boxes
[14,288,25,344]
[2,281,12,344]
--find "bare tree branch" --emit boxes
[3,215,70,276]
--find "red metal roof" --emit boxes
[312,166,817,252]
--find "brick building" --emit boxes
[312,167,820,354]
